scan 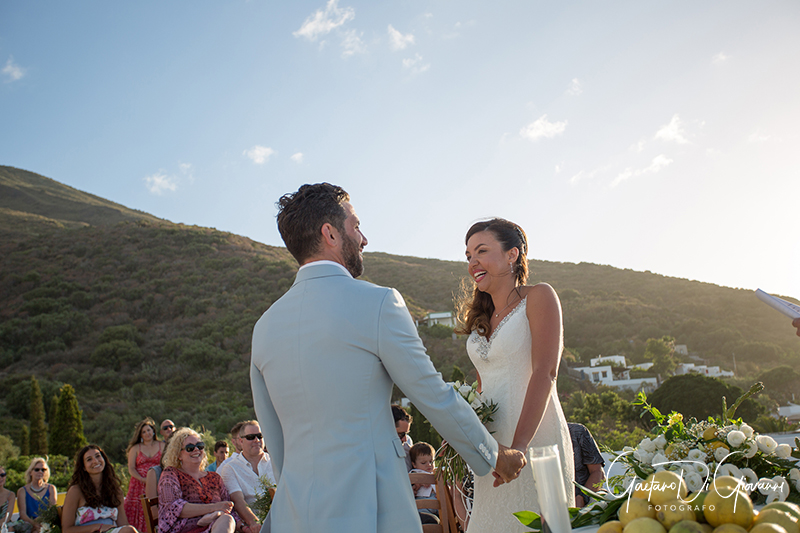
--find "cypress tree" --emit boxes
[29,376,48,455]
[20,425,30,455]
[48,394,59,453]
[49,384,88,458]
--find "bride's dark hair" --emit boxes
[455,218,529,338]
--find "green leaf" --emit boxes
[514,510,542,529]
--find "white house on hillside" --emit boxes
[777,403,800,422]
[420,311,455,327]
[569,354,658,392]
[674,363,734,378]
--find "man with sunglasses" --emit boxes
[250,184,526,532]
[159,419,176,440]
[218,420,275,532]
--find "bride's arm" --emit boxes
[510,283,563,453]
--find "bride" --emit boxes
[457,218,574,533]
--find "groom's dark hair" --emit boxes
[276,183,350,264]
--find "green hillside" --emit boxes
[0,166,797,462]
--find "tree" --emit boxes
[0,433,20,465]
[20,425,30,455]
[645,336,677,377]
[29,376,48,455]
[450,365,466,384]
[648,374,764,424]
[49,384,88,458]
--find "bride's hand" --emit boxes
[493,445,526,487]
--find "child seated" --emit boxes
[409,442,438,521]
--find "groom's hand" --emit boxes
[492,444,526,487]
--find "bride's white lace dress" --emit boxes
[466,297,575,533]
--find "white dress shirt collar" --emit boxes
[298,260,352,278]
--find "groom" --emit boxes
[250,183,526,532]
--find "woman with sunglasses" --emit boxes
[14,458,57,533]
[0,465,16,530]
[158,428,242,533]
[62,445,138,533]
[124,418,164,533]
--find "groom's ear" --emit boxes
[320,222,339,248]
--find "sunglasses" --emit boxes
[33,468,47,472]
[0,472,6,477]
[242,433,263,441]
[397,432,407,439]
[183,442,206,453]
[162,424,175,430]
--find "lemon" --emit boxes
[710,524,747,533]
[702,427,718,441]
[763,503,800,523]
[749,524,788,533]
[708,476,742,493]
[649,470,689,506]
[683,492,708,522]
[598,520,624,533]
[703,487,753,529]
[624,517,667,533]
[620,498,658,526]
[752,509,800,533]
[655,499,696,529]
[667,520,708,533]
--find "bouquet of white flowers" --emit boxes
[438,380,498,488]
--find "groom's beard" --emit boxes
[342,233,364,278]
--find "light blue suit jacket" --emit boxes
[250,263,498,532]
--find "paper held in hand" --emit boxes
[755,288,800,319]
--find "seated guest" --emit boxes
[218,423,244,470]
[217,421,274,532]
[0,465,16,530]
[145,431,176,521]
[62,445,138,533]
[14,457,57,533]
[568,423,605,507]
[392,405,414,471]
[207,442,229,473]
[409,442,439,524]
[160,420,176,441]
[158,428,244,533]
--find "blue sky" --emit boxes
[2,1,799,309]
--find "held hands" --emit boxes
[492,444,526,487]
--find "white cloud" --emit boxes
[341,29,366,57]
[566,78,582,96]
[402,53,430,75]
[610,154,673,187]
[712,52,729,64]
[293,0,355,42]
[144,172,178,195]
[520,114,568,142]
[654,114,689,144]
[388,25,414,50]
[291,152,304,163]
[630,139,647,152]
[748,129,772,143]
[244,145,275,164]
[2,56,25,82]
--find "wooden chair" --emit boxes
[141,496,159,533]
[409,470,459,533]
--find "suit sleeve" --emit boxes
[376,288,498,476]
[250,359,284,483]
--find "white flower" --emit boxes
[652,452,669,466]
[739,423,754,438]
[458,384,472,398]
[717,463,741,479]
[766,476,789,503]
[714,446,730,462]
[740,468,758,485]
[757,435,778,454]
[789,468,800,482]
[758,477,775,496]
[639,438,657,453]
[653,434,667,449]
[634,449,654,464]
[744,441,759,458]
[687,449,705,462]
[622,446,635,453]
[726,430,746,448]
[685,472,704,493]
[775,443,792,459]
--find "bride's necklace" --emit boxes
[494,292,520,318]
